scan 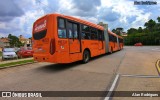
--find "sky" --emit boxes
[0,0,160,38]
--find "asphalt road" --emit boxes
[0,46,160,100]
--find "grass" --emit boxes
[0,59,34,68]
[0,52,2,57]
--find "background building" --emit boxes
[0,37,10,47]
[19,35,32,47]
[0,37,10,52]
[121,32,128,36]
[98,22,108,29]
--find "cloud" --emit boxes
[99,0,152,31]
[0,33,7,37]
[98,7,120,22]
[127,16,137,23]
[0,0,24,22]
[17,10,45,36]
[60,0,151,31]
[0,21,21,34]
[0,0,159,38]
[72,0,101,11]
[131,13,151,28]
[0,0,48,38]
[59,0,101,17]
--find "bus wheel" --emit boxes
[83,50,90,63]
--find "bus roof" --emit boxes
[118,35,123,39]
[51,13,104,30]
[108,30,117,36]
[34,13,123,39]
[108,30,123,39]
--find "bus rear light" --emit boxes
[50,38,55,55]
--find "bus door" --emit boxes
[98,30,103,50]
[68,22,80,53]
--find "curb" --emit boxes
[0,58,33,64]
[0,61,37,69]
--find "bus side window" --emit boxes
[109,34,112,42]
[98,30,103,41]
[120,38,123,43]
[68,22,78,39]
[118,38,120,42]
[102,31,104,40]
[82,32,90,39]
[91,28,98,40]
[73,24,78,39]
[114,36,117,42]
[58,18,67,38]
[81,25,90,39]
[68,22,73,38]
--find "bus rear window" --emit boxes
[33,30,47,40]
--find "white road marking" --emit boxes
[152,48,160,51]
[104,74,120,100]
[152,48,159,50]
[121,74,160,78]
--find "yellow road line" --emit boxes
[156,59,160,75]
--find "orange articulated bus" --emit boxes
[108,30,124,53]
[32,13,123,63]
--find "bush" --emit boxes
[124,31,160,45]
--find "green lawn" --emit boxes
[0,52,2,57]
[0,59,34,68]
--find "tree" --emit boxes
[125,17,160,46]
[157,16,160,22]
[8,34,12,38]
[127,28,138,34]
[112,29,117,33]
[156,17,160,31]
[112,28,123,35]
[138,27,143,33]
[8,34,23,47]
[144,19,156,32]
[116,27,123,35]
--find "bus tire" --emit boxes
[82,50,90,63]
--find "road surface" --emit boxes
[0,46,160,100]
